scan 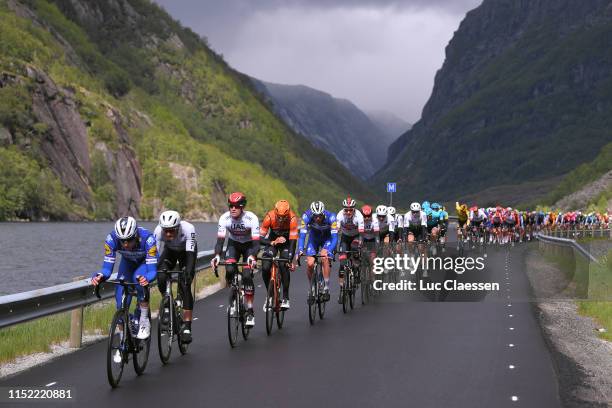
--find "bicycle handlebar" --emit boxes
[94,279,141,299]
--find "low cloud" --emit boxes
[156,0,481,122]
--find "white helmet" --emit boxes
[387,206,396,216]
[310,201,325,215]
[376,205,387,216]
[115,216,137,240]
[159,210,181,229]
[410,202,421,212]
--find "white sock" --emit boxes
[139,307,149,326]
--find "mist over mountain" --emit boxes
[364,110,411,142]
[252,79,394,178]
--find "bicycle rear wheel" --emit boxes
[227,289,239,348]
[133,308,151,375]
[348,271,355,310]
[317,264,326,319]
[266,281,275,335]
[157,296,173,365]
[176,295,189,355]
[107,310,126,388]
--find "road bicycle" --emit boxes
[95,280,151,388]
[214,261,252,348]
[299,254,329,325]
[259,255,290,335]
[156,266,189,364]
[339,250,361,313]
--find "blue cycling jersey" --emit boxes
[426,208,444,227]
[100,227,158,282]
[298,210,338,253]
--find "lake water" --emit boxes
[0,222,218,296]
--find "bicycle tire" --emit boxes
[157,296,173,365]
[227,289,239,348]
[107,310,126,388]
[133,308,151,375]
[348,269,355,310]
[176,294,189,355]
[266,281,275,335]
[308,273,317,325]
[276,280,284,329]
[317,265,326,319]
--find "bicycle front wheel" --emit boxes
[276,281,285,329]
[265,281,275,335]
[227,290,239,348]
[157,296,173,365]
[107,310,126,388]
[308,274,317,325]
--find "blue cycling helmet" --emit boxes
[422,201,430,209]
[431,203,441,210]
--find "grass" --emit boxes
[0,268,220,365]
[540,244,612,341]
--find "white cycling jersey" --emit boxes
[336,209,365,237]
[217,211,260,243]
[394,214,404,229]
[469,209,487,222]
[154,220,197,252]
[362,217,380,240]
[376,214,395,233]
[404,211,427,227]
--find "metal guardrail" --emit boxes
[535,232,601,265]
[0,250,215,330]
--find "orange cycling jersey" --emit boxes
[260,210,299,240]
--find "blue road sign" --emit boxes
[387,182,396,193]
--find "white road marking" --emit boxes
[509,365,515,369]
[45,382,56,387]
[218,304,224,308]
[193,317,199,321]
[511,396,519,401]
[509,327,515,330]
[509,344,515,347]
[509,314,513,317]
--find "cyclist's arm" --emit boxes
[249,213,261,254]
[298,214,309,253]
[97,234,116,279]
[142,235,158,282]
[329,215,339,254]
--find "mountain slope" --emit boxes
[364,110,411,142]
[376,0,612,205]
[0,0,375,220]
[252,79,392,178]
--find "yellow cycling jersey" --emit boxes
[455,202,468,222]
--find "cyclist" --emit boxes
[388,206,404,252]
[211,192,260,328]
[426,203,445,245]
[468,205,487,243]
[337,196,365,301]
[260,200,299,310]
[91,217,157,346]
[376,205,396,244]
[154,210,197,344]
[360,205,379,277]
[298,201,338,301]
[455,201,469,243]
[404,203,428,274]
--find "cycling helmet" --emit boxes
[115,216,137,240]
[422,201,430,209]
[228,192,247,207]
[469,206,478,212]
[274,200,290,216]
[506,207,512,211]
[410,202,421,212]
[343,196,356,209]
[361,205,373,217]
[310,201,325,215]
[431,203,441,210]
[387,206,396,216]
[376,205,387,216]
[159,210,181,229]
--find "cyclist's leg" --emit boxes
[261,244,276,291]
[156,246,172,296]
[132,263,152,337]
[279,246,291,301]
[338,234,351,286]
[305,239,319,281]
[321,240,333,288]
[116,259,137,310]
[224,240,240,286]
[243,242,258,312]
[177,244,197,338]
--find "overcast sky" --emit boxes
[155,0,482,123]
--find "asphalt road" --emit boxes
[1,234,561,408]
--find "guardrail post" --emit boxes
[69,277,84,348]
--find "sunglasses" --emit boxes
[229,204,244,209]
[120,237,137,244]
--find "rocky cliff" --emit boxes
[376,0,612,205]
